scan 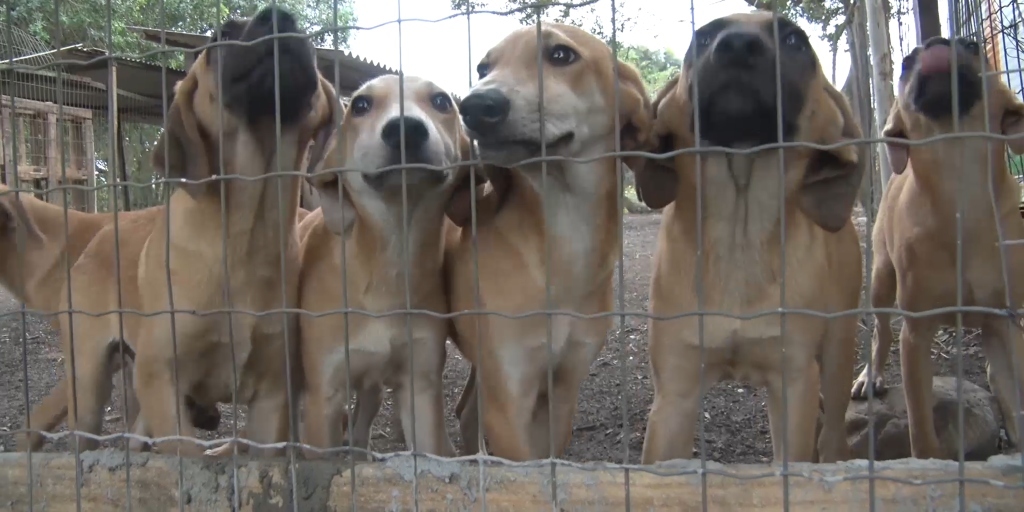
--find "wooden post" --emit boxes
[108,62,120,213]
[115,113,131,211]
[45,113,60,205]
[0,103,10,185]
[83,119,96,213]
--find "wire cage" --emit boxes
[1,0,1023,510]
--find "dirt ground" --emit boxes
[0,212,1001,463]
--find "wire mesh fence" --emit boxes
[1,0,1023,509]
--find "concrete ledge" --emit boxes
[1,451,1022,511]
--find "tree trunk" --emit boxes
[847,0,879,215]
[914,0,943,42]
[865,0,896,195]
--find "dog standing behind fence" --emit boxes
[31,6,341,457]
[442,23,652,460]
[2,187,222,451]
[851,36,1024,459]
[298,74,468,458]
[634,11,863,464]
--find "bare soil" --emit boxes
[0,212,1001,462]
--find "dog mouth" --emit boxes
[475,132,576,156]
[691,74,799,148]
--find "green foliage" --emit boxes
[619,45,680,95]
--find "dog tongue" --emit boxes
[918,44,952,75]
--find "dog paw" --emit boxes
[204,442,236,457]
[851,372,886,399]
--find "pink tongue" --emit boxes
[919,44,952,75]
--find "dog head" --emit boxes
[882,36,1024,174]
[0,186,44,292]
[635,11,862,233]
[152,6,341,197]
[306,74,473,238]
[458,22,651,168]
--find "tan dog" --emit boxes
[851,36,1024,458]
[297,207,311,223]
[36,7,341,456]
[635,12,863,464]
[3,189,222,451]
[299,74,470,458]
[443,23,651,461]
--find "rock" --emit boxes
[840,376,1003,461]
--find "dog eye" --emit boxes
[696,35,712,48]
[783,31,805,50]
[431,93,453,113]
[548,45,577,66]
[477,63,490,80]
[350,96,372,116]
[901,54,915,71]
[961,40,980,54]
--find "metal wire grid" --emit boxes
[0,0,1022,509]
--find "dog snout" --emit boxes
[381,116,430,152]
[460,89,511,135]
[712,30,766,66]
[917,43,952,76]
[221,6,318,126]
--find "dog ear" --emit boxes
[0,190,43,243]
[445,165,512,229]
[310,176,357,238]
[632,73,683,210]
[1000,93,1024,155]
[304,78,344,175]
[152,75,215,198]
[613,60,654,175]
[799,83,865,233]
[881,101,910,175]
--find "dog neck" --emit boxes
[171,130,304,263]
[905,115,1020,221]
[670,150,814,301]
[344,187,450,302]
[498,146,623,298]
[0,197,99,313]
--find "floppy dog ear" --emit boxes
[152,75,215,198]
[304,78,344,175]
[881,101,910,175]
[445,165,513,229]
[0,191,43,243]
[306,138,356,238]
[632,73,683,210]
[799,83,865,233]
[999,91,1024,155]
[613,60,654,175]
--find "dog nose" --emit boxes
[713,31,766,65]
[923,36,951,49]
[381,116,430,151]
[459,89,511,134]
[250,6,301,35]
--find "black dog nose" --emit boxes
[459,89,511,134]
[381,116,430,151]
[251,6,300,35]
[713,31,766,65]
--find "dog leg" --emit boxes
[455,366,483,455]
[347,384,384,460]
[981,317,1024,448]
[900,318,942,458]
[852,257,898,399]
[301,387,332,458]
[641,345,719,464]
[478,364,540,461]
[63,341,114,453]
[18,378,69,452]
[133,352,203,457]
[818,316,857,462]
[244,390,292,458]
[394,357,456,457]
[528,341,597,458]
[766,356,819,463]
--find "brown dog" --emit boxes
[635,12,863,464]
[3,188,221,451]
[851,36,1024,458]
[299,74,469,458]
[35,7,341,457]
[443,23,652,460]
